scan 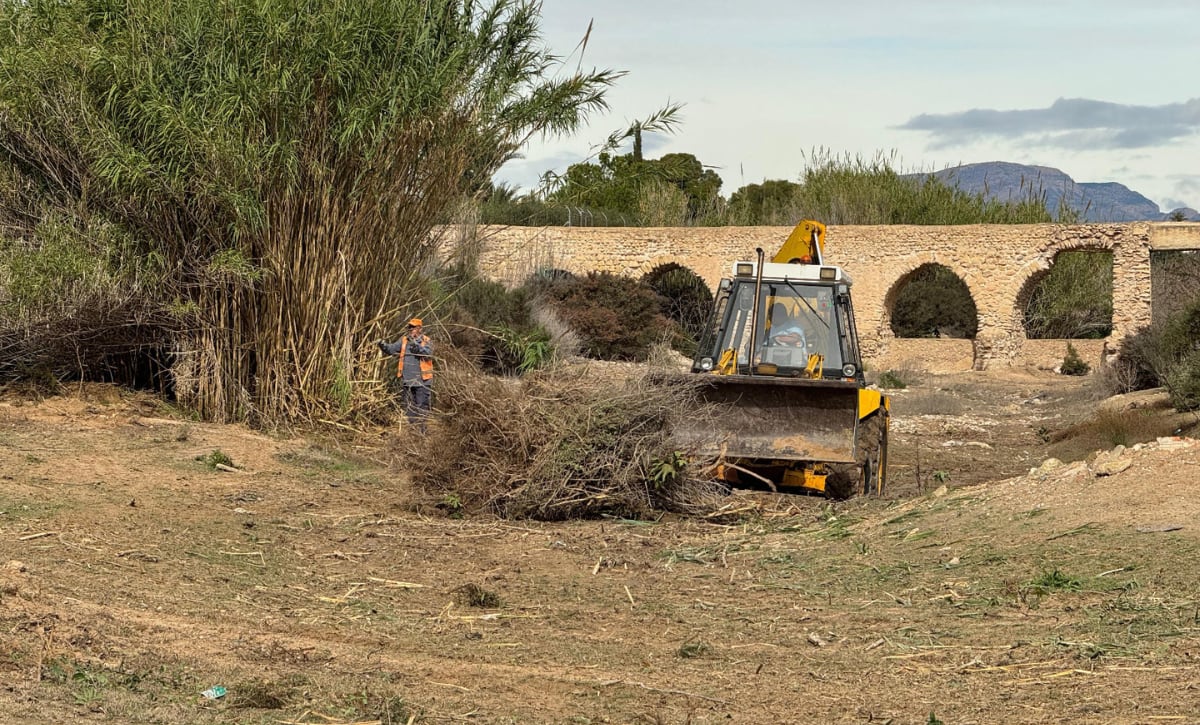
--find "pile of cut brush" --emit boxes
[402,360,726,520]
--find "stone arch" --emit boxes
[884,262,979,339]
[1017,247,1113,339]
[641,262,715,352]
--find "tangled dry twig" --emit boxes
[402,360,726,520]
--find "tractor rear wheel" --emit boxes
[857,412,888,496]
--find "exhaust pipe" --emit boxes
[747,247,765,375]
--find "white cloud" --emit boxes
[899,98,1200,150]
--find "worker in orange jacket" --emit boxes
[377,318,434,428]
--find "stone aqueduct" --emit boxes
[467,222,1200,371]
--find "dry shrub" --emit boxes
[873,362,925,390]
[535,271,672,362]
[404,362,724,520]
[1106,297,1200,411]
[1048,406,1181,461]
[1094,355,1145,397]
[531,305,583,359]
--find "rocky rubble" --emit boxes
[1026,436,1198,484]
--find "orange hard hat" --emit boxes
[407,318,423,327]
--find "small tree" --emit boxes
[1060,343,1090,376]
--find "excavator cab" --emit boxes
[695,273,863,382]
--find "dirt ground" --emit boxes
[2,369,1199,724]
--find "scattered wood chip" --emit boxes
[1136,524,1183,533]
[366,577,424,589]
[17,532,57,541]
[116,550,160,562]
[807,632,827,647]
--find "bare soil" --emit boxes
[2,371,1199,724]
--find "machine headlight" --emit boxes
[699,357,714,371]
[734,262,754,276]
[841,363,857,377]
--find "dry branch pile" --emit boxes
[404,362,726,520]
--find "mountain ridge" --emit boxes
[924,161,1197,222]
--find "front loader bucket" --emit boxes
[680,375,859,465]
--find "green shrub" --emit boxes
[1164,350,1200,412]
[438,268,551,375]
[534,271,672,361]
[877,370,908,389]
[1060,343,1090,376]
[1160,296,1200,357]
[445,269,535,331]
[642,263,713,356]
[1110,296,1200,410]
[196,449,234,470]
[490,325,553,374]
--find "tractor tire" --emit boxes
[857,411,889,496]
[824,465,857,500]
[824,411,889,499]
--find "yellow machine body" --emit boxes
[681,220,890,497]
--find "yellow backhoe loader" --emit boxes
[680,220,889,497]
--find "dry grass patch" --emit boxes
[1048,406,1185,461]
[892,389,967,417]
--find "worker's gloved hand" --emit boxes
[376,339,387,354]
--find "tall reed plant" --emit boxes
[0,0,615,423]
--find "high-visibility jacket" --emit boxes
[397,334,433,382]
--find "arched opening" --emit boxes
[888,264,978,338]
[1020,249,1113,338]
[1151,250,1200,326]
[641,263,714,356]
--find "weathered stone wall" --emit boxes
[462,222,1200,371]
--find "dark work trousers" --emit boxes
[404,382,432,430]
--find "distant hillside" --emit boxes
[925,162,1183,222]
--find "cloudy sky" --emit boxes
[497,0,1200,212]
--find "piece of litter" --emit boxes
[200,685,227,699]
